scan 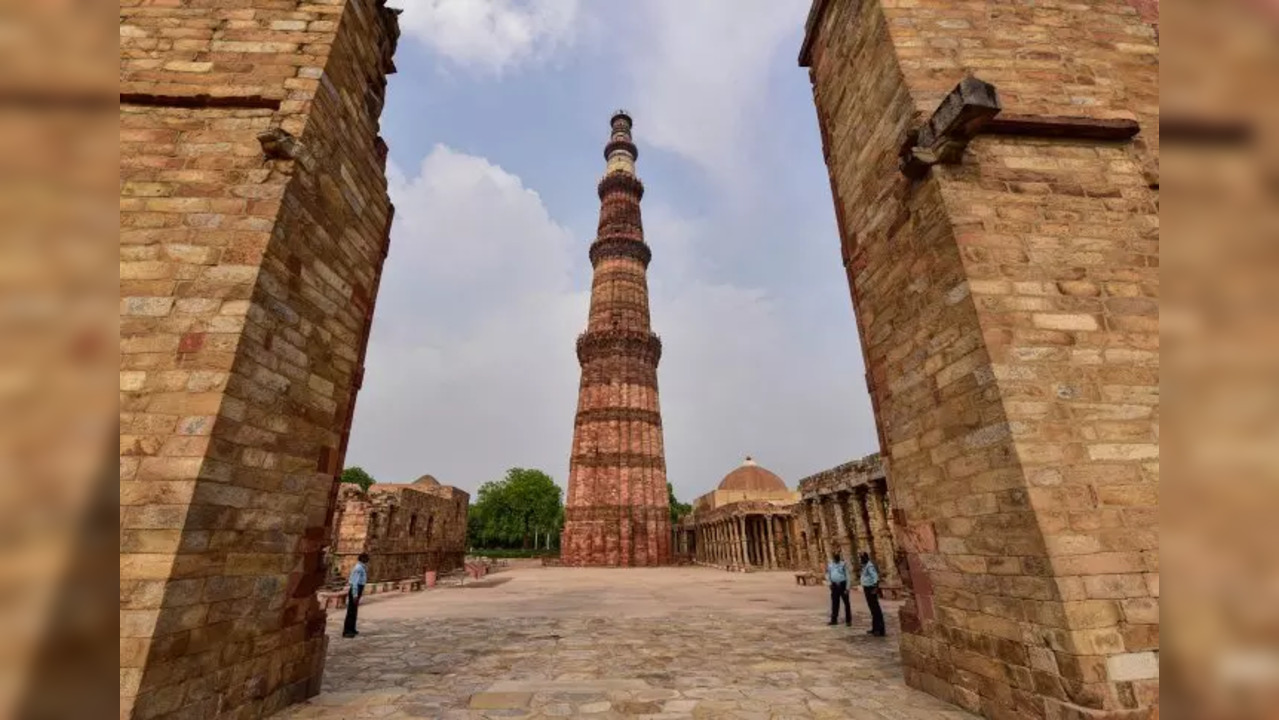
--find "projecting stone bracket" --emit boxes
[258,127,315,172]
[900,75,1002,179]
[900,74,1143,179]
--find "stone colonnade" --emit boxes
[796,455,902,598]
[679,503,802,572]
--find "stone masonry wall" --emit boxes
[329,484,469,584]
[119,2,398,718]
[803,1,1158,718]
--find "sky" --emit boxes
[344,0,879,503]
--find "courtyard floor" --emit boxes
[280,564,973,719]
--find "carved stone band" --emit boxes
[565,504,669,523]
[576,329,662,365]
[569,453,667,471]
[576,408,663,426]
[589,237,652,267]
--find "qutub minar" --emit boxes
[560,111,671,566]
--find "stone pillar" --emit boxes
[119,3,401,719]
[765,515,777,569]
[801,1,1159,716]
[850,488,873,559]
[868,481,900,588]
[816,497,835,564]
[738,517,750,569]
[804,501,822,571]
[832,492,854,561]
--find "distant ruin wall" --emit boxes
[329,484,469,584]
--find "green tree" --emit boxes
[341,466,376,492]
[668,482,692,524]
[468,468,564,550]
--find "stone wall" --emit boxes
[801,0,1158,718]
[329,483,469,584]
[119,1,399,718]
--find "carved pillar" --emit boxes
[804,501,822,570]
[832,492,854,561]
[850,488,873,558]
[869,480,900,586]
[816,497,835,564]
[765,515,777,569]
[736,516,748,569]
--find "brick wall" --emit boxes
[119,1,398,718]
[329,483,469,584]
[802,0,1158,718]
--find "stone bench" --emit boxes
[795,572,823,586]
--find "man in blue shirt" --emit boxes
[342,553,369,638]
[859,552,886,636]
[826,552,852,626]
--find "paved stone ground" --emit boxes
[280,564,973,719]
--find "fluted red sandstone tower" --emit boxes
[561,111,671,567]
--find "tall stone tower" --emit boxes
[561,111,671,567]
[119,1,399,718]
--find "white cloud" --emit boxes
[347,149,875,501]
[346,146,587,488]
[615,0,810,184]
[395,0,580,74]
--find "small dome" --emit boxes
[413,474,441,487]
[718,456,787,492]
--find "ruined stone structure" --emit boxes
[328,475,469,584]
[795,454,904,599]
[677,458,803,571]
[561,112,671,567]
[119,1,400,718]
[800,1,1159,718]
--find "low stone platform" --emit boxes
[281,566,972,719]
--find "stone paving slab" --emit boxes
[278,566,975,719]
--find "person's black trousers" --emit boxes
[343,585,364,637]
[863,585,885,635]
[829,581,851,624]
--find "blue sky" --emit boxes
[345,0,878,502]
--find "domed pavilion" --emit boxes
[673,456,800,572]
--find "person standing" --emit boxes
[342,553,369,638]
[826,552,852,626]
[859,551,885,636]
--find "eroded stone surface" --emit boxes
[279,566,974,719]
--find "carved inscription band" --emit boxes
[576,408,663,426]
[570,452,666,470]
